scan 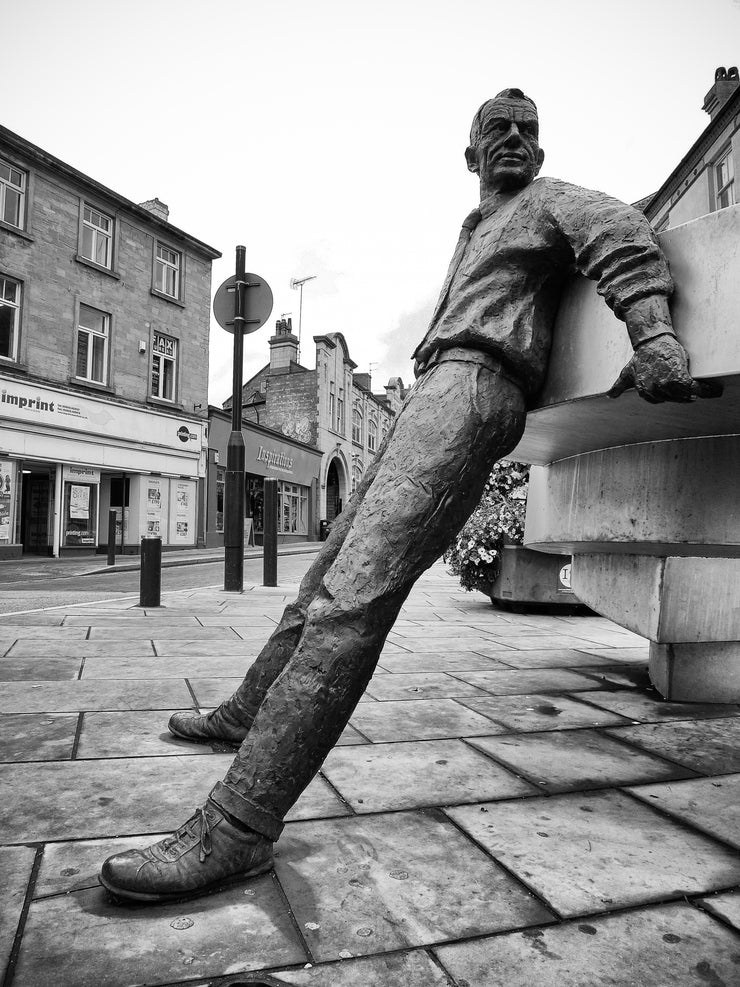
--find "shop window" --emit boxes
[151,332,178,401]
[76,303,109,384]
[216,467,225,532]
[279,482,308,535]
[0,460,16,544]
[368,418,377,452]
[0,158,26,229]
[64,482,98,547]
[714,147,735,210]
[154,243,181,299]
[247,477,264,532]
[81,204,113,268]
[352,407,363,444]
[0,275,21,362]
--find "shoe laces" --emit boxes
[161,806,214,863]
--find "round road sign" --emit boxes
[213,273,273,334]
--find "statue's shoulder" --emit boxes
[530,176,585,199]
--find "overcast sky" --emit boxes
[5,0,739,404]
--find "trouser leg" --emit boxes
[210,361,527,839]
[206,411,405,730]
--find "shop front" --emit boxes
[206,410,322,547]
[0,375,206,556]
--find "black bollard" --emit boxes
[263,477,278,587]
[107,509,117,566]
[140,536,162,607]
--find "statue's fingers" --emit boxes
[607,362,634,399]
[690,377,724,399]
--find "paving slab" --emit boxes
[87,625,241,640]
[12,875,306,987]
[385,637,517,653]
[481,634,607,652]
[435,902,740,987]
[321,739,536,812]
[577,664,652,690]
[0,625,88,639]
[0,712,78,762]
[35,835,171,897]
[458,693,631,732]
[76,710,213,758]
[0,678,193,714]
[0,845,36,981]
[81,655,254,679]
[376,652,506,673]
[487,648,619,668]
[348,698,508,742]
[273,948,452,985]
[8,639,155,658]
[446,789,740,917]
[579,689,740,723]
[628,774,740,850]
[364,672,490,701]
[606,717,740,774]
[0,656,82,680]
[454,667,603,695]
[274,811,553,963]
[152,639,256,657]
[698,889,740,933]
[467,728,697,792]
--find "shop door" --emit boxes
[21,471,53,555]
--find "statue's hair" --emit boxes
[469,89,538,147]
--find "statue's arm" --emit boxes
[546,182,722,404]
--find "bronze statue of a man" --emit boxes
[100,89,719,903]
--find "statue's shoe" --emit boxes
[168,708,249,744]
[100,800,273,903]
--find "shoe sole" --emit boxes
[100,858,274,904]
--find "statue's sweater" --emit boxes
[412,177,673,397]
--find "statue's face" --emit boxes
[466,99,544,193]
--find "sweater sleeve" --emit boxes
[544,180,674,323]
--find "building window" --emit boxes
[352,407,363,444]
[352,462,363,492]
[76,303,109,384]
[715,148,735,210]
[337,389,345,434]
[279,482,308,535]
[155,244,181,298]
[151,331,178,401]
[0,159,25,229]
[368,418,377,452]
[0,276,20,361]
[329,384,336,430]
[81,205,113,268]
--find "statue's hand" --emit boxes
[607,334,723,404]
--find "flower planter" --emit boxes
[490,545,580,608]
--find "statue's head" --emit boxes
[465,88,544,196]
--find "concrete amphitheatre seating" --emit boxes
[512,204,740,703]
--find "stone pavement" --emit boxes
[1,559,739,987]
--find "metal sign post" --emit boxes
[214,247,273,593]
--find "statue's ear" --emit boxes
[534,147,545,175]
[465,145,479,175]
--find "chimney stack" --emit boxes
[269,317,299,373]
[702,66,740,120]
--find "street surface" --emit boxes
[0,554,315,615]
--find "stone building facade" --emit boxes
[643,66,739,229]
[0,124,220,556]
[224,319,407,535]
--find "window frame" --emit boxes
[0,274,21,363]
[150,330,179,402]
[714,145,735,211]
[75,302,111,386]
[352,406,363,445]
[0,156,27,231]
[153,241,182,301]
[79,202,114,270]
[368,417,378,453]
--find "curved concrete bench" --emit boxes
[512,204,740,702]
